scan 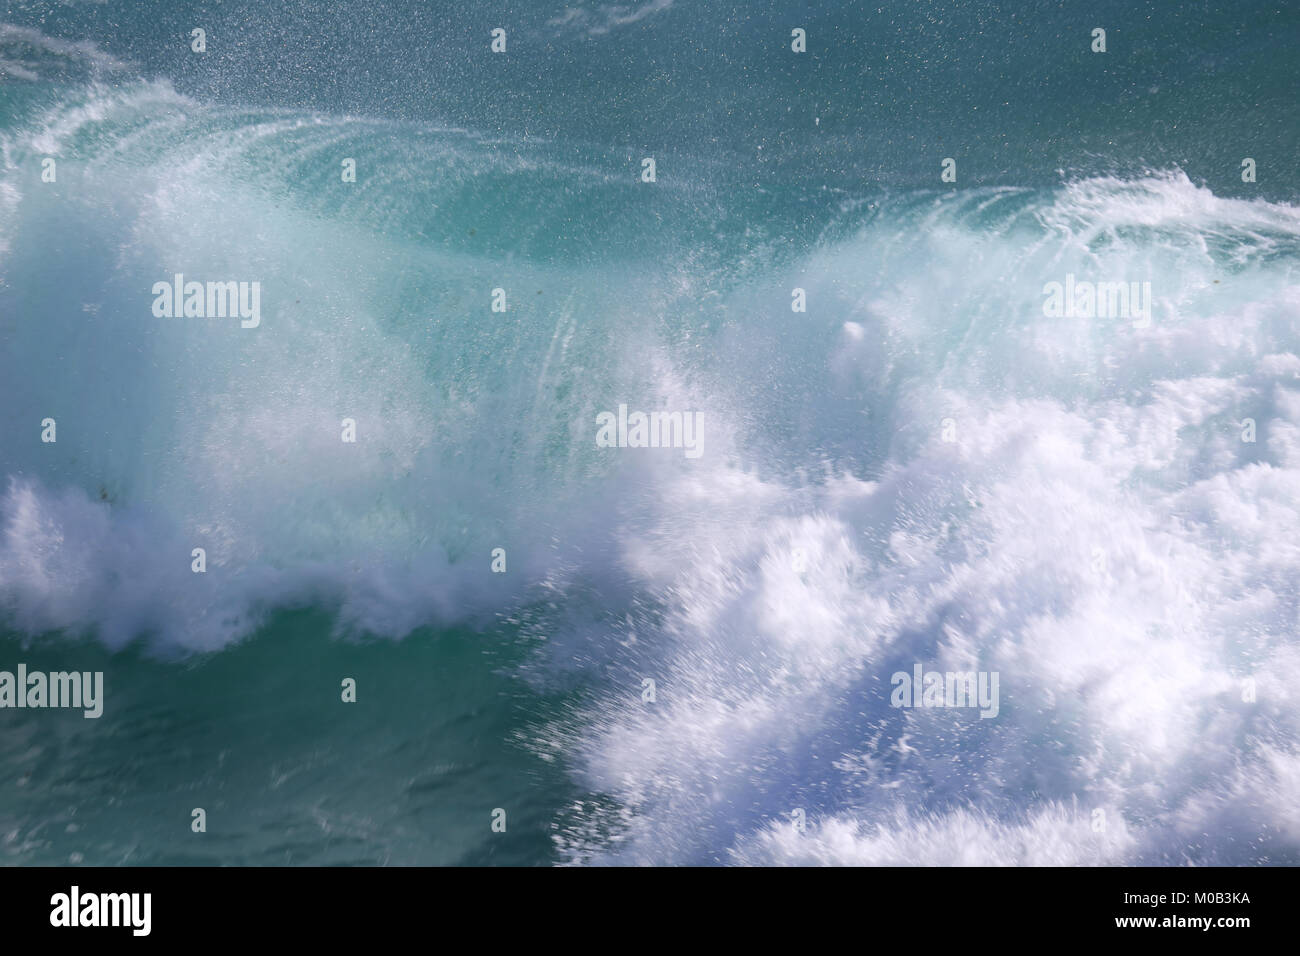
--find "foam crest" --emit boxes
[2,80,1299,864]
[545,178,1300,865]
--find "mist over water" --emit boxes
[1,1,1299,865]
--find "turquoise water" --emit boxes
[1,615,581,864]
[2,1,1300,865]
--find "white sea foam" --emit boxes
[544,173,1300,865]
[1,87,1298,863]
[0,22,130,82]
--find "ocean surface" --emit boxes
[1,0,1299,865]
